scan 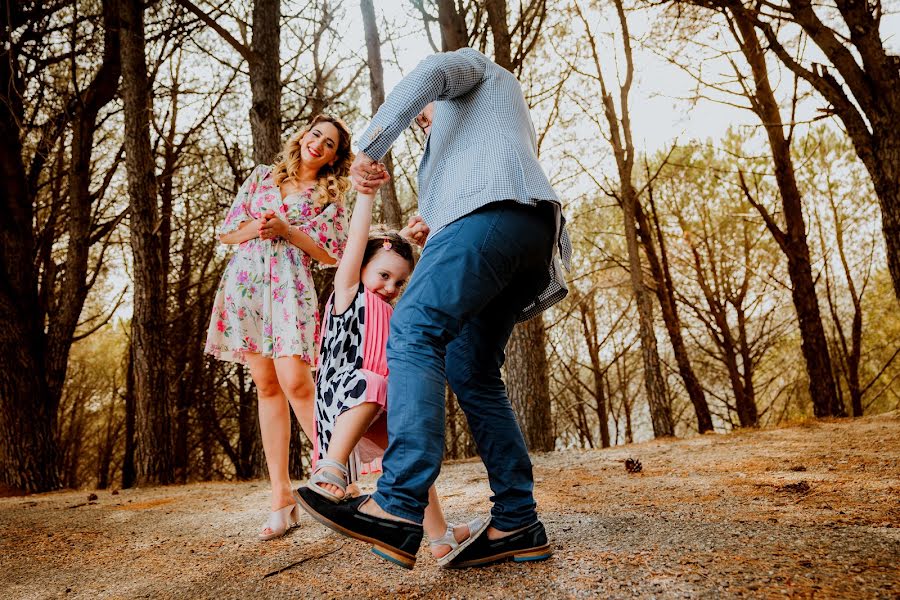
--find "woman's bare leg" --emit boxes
[273,356,316,441]
[246,353,295,530]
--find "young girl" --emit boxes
[303,186,486,567]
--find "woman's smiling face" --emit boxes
[300,121,340,171]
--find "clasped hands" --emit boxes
[350,151,429,247]
[258,211,289,241]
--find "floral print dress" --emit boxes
[205,164,348,365]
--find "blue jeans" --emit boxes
[372,201,555,530]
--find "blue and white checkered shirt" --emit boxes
[357,48,571,321]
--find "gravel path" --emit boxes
[2,413,897,599]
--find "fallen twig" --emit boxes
[262,540,345,579]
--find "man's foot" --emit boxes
[295,488,423,569]
[445,520,552,568]
[358,496,417,523]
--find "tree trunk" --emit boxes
[732,11,844,418]
[249,0,282,164]
[0,14,60,493]
[118,0,175,484]
[45,0,121,406]
[623,185,674,437]
[641,191,713,432]
[237,365,265,479]
[593,370,610,448]
[578,295,611,447]
[481,0,558,450]
[122,345,136,488]
[720,0,900,301]
[505,316,555,451]
[580,0,674,437]
[484,0,512,69]
[437,0,468,51]
[868,136,900,301]
[360,0,402,228]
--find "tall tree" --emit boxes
[725,8,844,417]
[715,0,900,302]
[177,0,282,162]
[360,0,402,228]
[0,0,122,492]
[118,0,175,483]
[484,0,556,451]
[573,0,674,437]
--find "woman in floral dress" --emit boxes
[205,114,352,540]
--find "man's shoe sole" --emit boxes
[447,544,552,568]
[295,492,417,569]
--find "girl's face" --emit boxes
[299,121,340,173]
[361,249,412,303]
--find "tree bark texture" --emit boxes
[731,11,844,418]
[623,185,674,437]
[505,316,556,451]
[437,0,469,52]
[250,0,282,163]
[360,0,401,228]
[118,0,175,484]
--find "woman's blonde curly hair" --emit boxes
[272,114,354,207]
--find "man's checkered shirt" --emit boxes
[357,48,572,322]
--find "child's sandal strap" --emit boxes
[315,458,349,476]
[428,524,459,549]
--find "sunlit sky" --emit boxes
[336,1,900,153]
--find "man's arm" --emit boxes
[357,48,488,162]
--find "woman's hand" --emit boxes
[218,218,264,245]
[399,215,430,247]
[259,210,290,240]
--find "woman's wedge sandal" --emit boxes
[306,458,350,503]
[257,498,301,541]
[431,516,490,567]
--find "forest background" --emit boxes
[2,0,899,494]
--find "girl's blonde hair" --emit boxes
[272,114,354,207]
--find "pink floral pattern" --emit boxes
[205,164,348,365]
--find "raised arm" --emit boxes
[356,48,488,162]
[331,192,375,313]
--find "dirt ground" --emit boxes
[2,413,897,599]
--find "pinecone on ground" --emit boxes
[624,457,642,473]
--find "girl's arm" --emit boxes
[219,219,261,245]
[258,211,338,266]
[331,193,375,314]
